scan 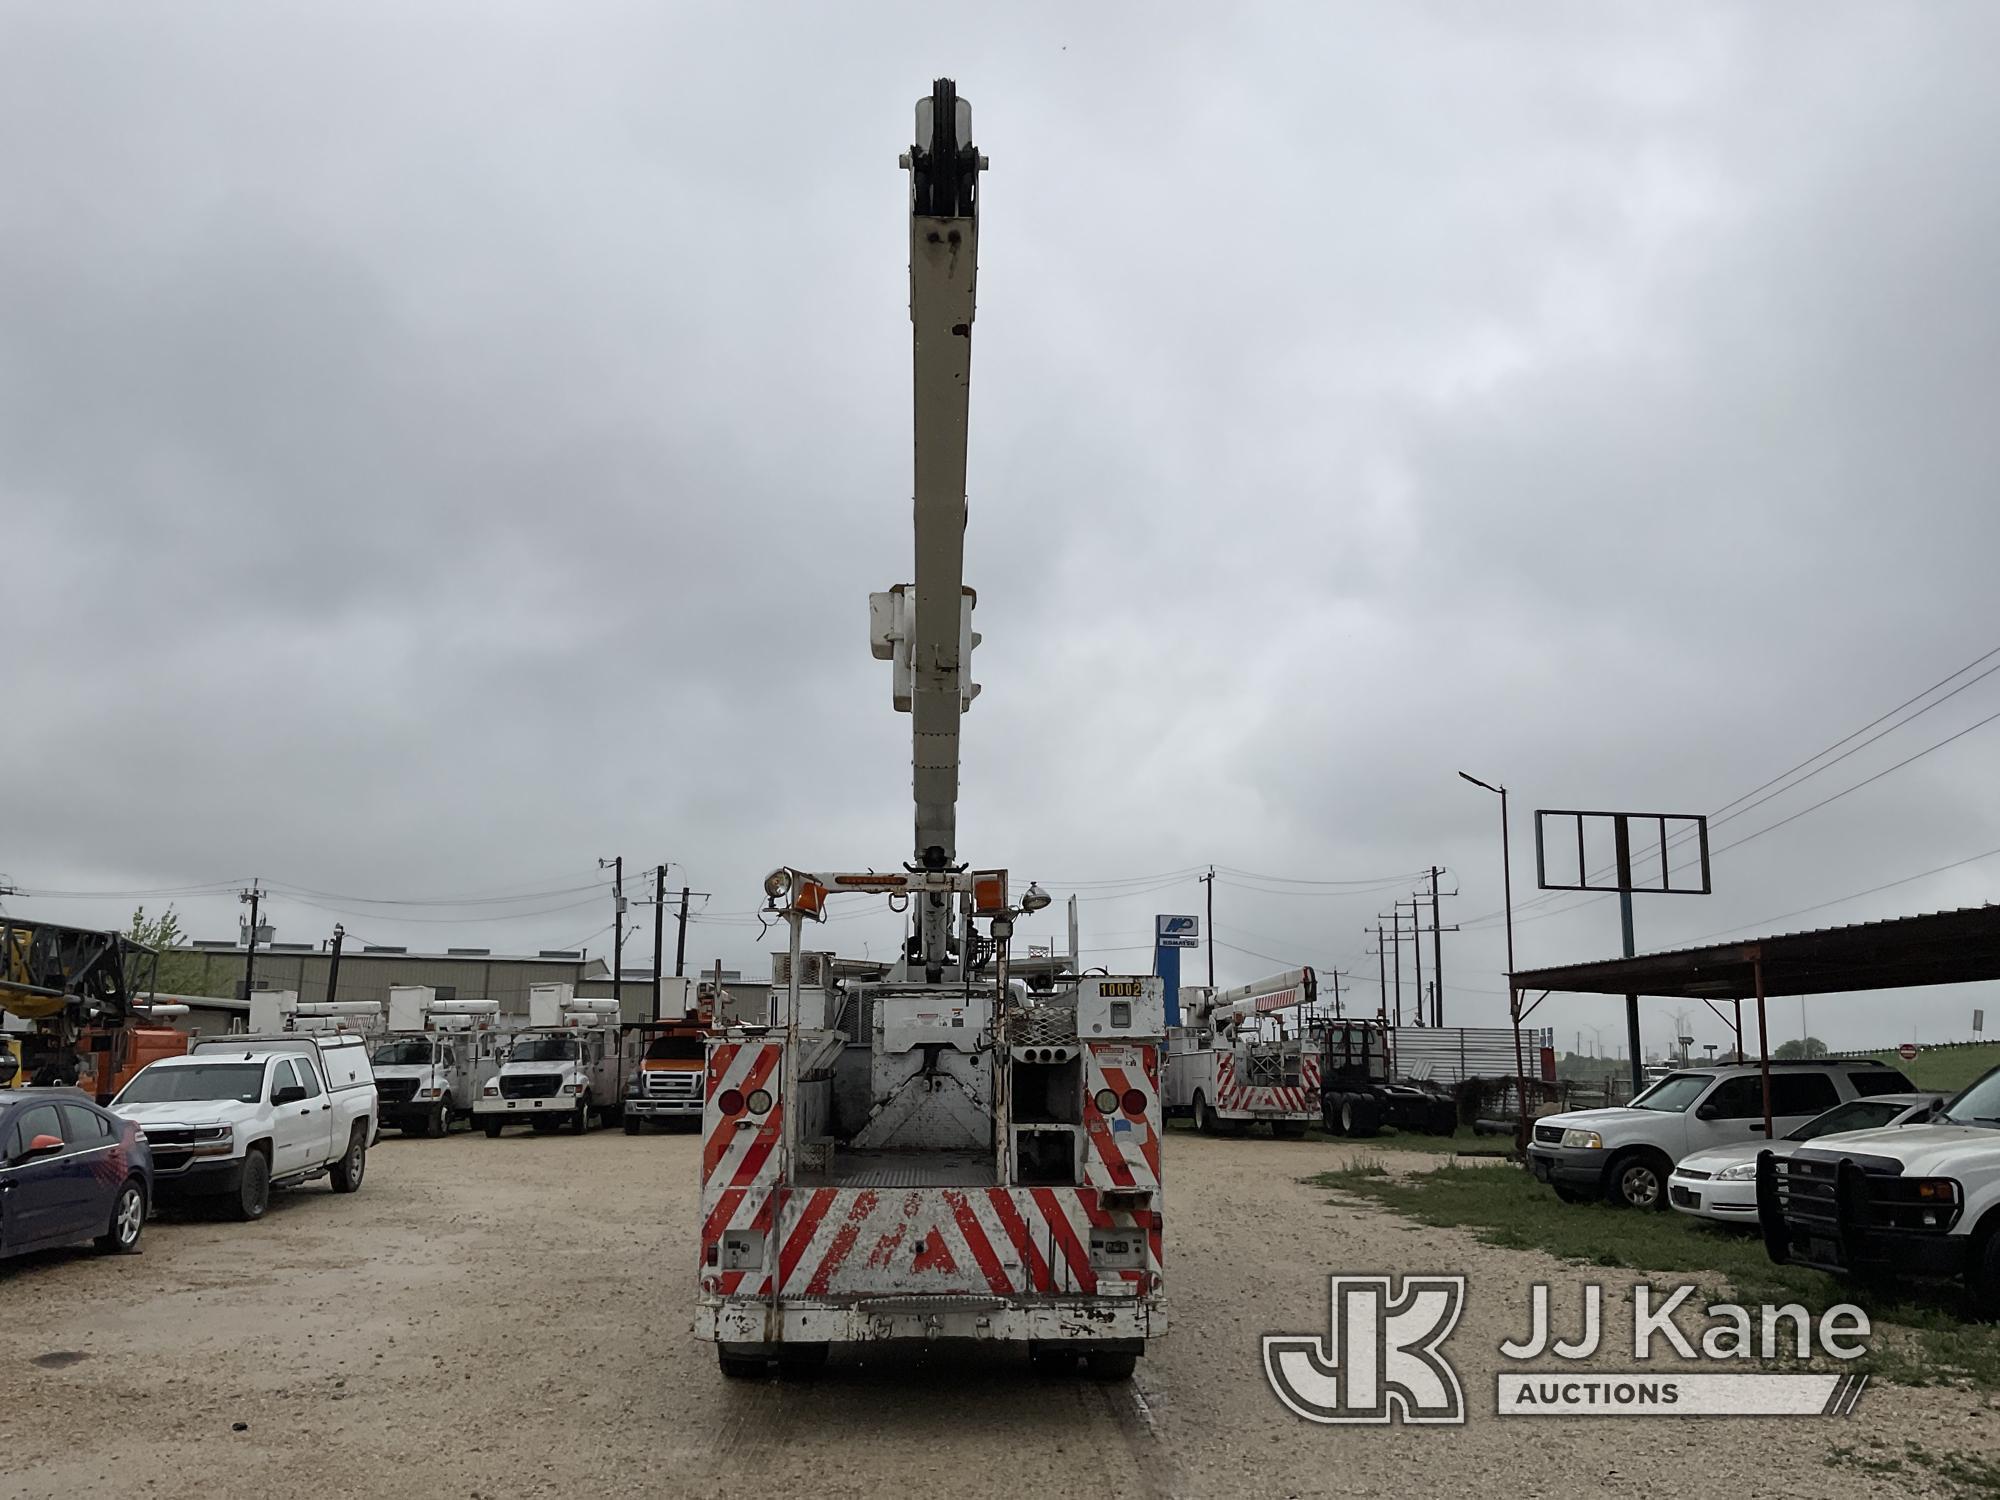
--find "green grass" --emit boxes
[1863,1042,2000,1094]
[1309,1160,2000,1390]
[1826,1439,2000,1498]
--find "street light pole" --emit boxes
[1459,771,1522,1148]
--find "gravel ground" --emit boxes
[1,1127,1992,1498]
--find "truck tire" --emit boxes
[570,1099,591,1134]
[623,1115,642,1135]
[483,1119,504,1139]
[1968,1223,2000,1321]
[424,1103,448,1139]
[1341,1095,1380,1139]
[1606,1149,1669,1211]
[329,1125,368,1193]
[232,1148,272,1222]
[97,1177,147,1254]
[1192,1093,1212,1135]
[1085,1350,1138,1382]
[717,1345,767,1379]
[1322,1093,1349,1137]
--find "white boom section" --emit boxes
[871,83,986,971]
[1195,967,1318,1027]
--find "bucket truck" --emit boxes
[695,80,1165,1382]
[1166,968,1321,1138]
[371,986,507,1136]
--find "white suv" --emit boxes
[1528,1059,1915,1210]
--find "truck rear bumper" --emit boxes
[696,1295,1161,1346]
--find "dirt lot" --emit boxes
[2,1128,1993,1499]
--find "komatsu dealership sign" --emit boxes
[1265,1276,1871,1424]
[1156,915,1199,948]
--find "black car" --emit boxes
[0,1091,153,1261]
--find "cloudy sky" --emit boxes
[7,3,1999,1058]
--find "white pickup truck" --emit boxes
[1760,1064,2000,1317]
[111,1034,378,1222]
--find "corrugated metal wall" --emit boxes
[1390,1026,1541,1084]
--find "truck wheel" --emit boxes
[232,1149,272,1222]
[483,1119,504,1138]
[717,1346,768,1379]
[1085,1350,1138,1382]
[1606,1149,1669,1211]
[1341,1096,1379,1139]
[571,1100,591,1134]
[623,1116,642,1135]
[424,1103,448,1138]
[97,1177,147,1253]
[1192,1093,1212,1135]
[330,1125,368,1193]
[1968,1225,2000,1321]
[1322,1093,1348,1137]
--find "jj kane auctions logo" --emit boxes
[1265,1277,1872,1424]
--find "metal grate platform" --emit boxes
[798,1149,998,1188]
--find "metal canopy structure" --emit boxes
[1512,905,2000,1000]
[1509,905,2000,1138]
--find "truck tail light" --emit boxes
[746,1088,773,1115]
[717,1088,745,1116]
[1092,1088,1118,1114]
[1120,1088,1148,1116]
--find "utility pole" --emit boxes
[600,857,625,1019]
[1378,909,1405,1026]
[326,923,345,1006]
[1198,866,1215,990]
[1374,922,1388,1021]
[675,887,691,978]
[1329,968,1345,1018]
[651,863,667,1022]
[1401,898,1423,1029]
[239,881,262,1002]
[1428,866,1445,1027]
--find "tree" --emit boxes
[126,905,216,997]
[1774,1036,1828,1060]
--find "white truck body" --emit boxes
[475,985,636,1135]
[1164,969,1320,1134]
[112,1033,378,1219]
[372,988,508,1136]
[1762,1065,2000,1313]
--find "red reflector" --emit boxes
[717,1088,745,1116]
[1120,1088,1147,1116]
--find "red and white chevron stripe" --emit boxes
[698,1039,1164,1304]
[1215,1052,1321,1116]
[1082,1041,1161,1190]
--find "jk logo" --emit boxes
[1263,1276,1467,1425]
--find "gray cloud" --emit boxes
[6,3,2000,1056]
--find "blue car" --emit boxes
[0,1090,152,1261]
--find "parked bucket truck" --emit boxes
[477,984,635,1136]
[371,986,507,1136]
[695,81,1165,1382]
[1166,968,1321,1138]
